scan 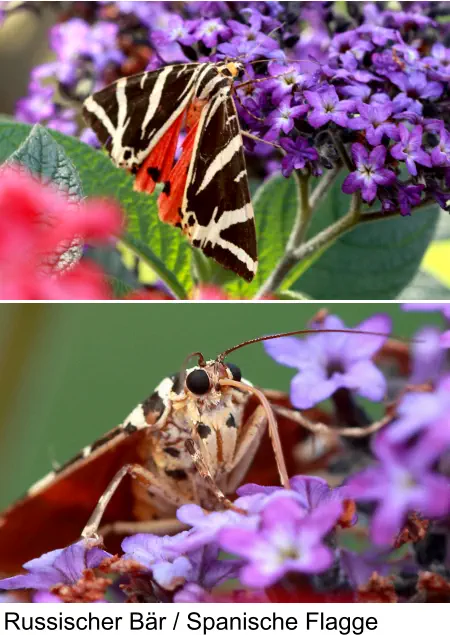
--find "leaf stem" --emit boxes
[286,171,311,250]
[255,192,362,298]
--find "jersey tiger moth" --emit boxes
[83,61,258,282]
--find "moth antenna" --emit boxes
[217,328,398,361]
[179,351,206,388]
[219,378,290,489]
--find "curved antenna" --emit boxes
[219,378,290,489]
[217,328,393,362]
[178,351,206,389]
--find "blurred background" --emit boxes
[0,302,444,509]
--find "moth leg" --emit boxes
[226,405,268,493]
[81,464,191,539]
[184,440,245,514]
[100,518,187,539]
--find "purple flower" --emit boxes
[390,71,443,103]
[122,533,239,591]
[348,102,398,145]
[173,503,259,553]
[304,86,353,128]
[397,183,424,216]
[152,15,197,49]
[16,87,56,124]
[279,137,319,177]
[0,540,110,592]
[386,376,450,445]
[391,124,432,176]
[346,431,450,546]
[195,19,230,48]
[431,127,450,167]
[217,14,279,61]
[264,313,391,410]
[267,62,306,104]
[342,144,396,202]
[219,497,343,588]
[265,97,307,140]
[409,327,446,385]
[122,532,193,590]
[237,475,355,524]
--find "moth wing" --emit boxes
[0,406,161,575]
[82,63,202,171]
[182,92,258,282]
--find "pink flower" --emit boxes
[0,168,123,300]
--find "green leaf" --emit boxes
[121,233,188,300]
[6,124,83,201]
[292,177,439,299]
[398,269,450,300]
[86,246,140,298]
[224,173,299,298]
[0,121,191,298]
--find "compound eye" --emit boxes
[186,369,210,395]
[227,363,242,382]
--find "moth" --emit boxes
[0,328,387,575]
[82,61,257,282]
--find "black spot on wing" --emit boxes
[226,414,237,429]
[171,373,183,394]
[90,427,123,453]
[197,423,212,439]
[164,447,180,458]
[147,167,161,181]
[124,421,138,434]
[165,468,187,480]
[142,392,165,418]
[54,451,85,474]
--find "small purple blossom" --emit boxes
[397,183,424,216]
[342,144,396,202]
[265,97,307,140]
[279,137,319,177]
[0,540,110,592]
[431,127,450,167]
[267,62,306,104]
[347,102,398,145]
[264,314,391,410]
[391,125,432,176]
[304,86,353,128]
[346,431,450,547]
[219,497,343,588]
[122,533,239,592]
[386,376,450,445]
[195,19,230,48]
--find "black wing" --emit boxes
[181,88,257,282]
[82,63,205,171]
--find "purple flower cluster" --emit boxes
[16,2,450,216]
[0,476,352,602]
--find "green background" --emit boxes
[0,303,443,509]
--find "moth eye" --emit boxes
[227,363,242,382]
[186,369,210,395]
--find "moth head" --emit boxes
[184,361,243,399]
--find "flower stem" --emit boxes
[286,170,311,250]
[255,189,361,299]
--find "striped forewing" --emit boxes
[182,89,257,282]
[82,63,206,172]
